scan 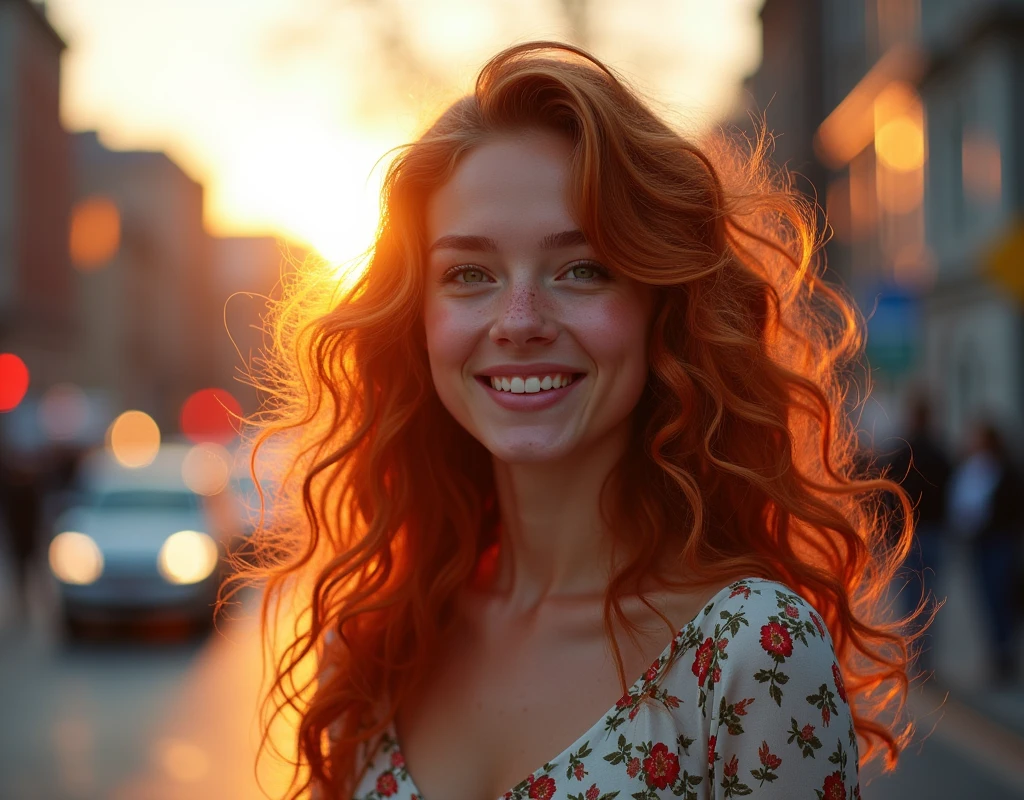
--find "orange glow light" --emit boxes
[180,388,242,444]
[70,196,121,271]
[107,410,161,468]
[0,353,30,412]
[875,116,925,172]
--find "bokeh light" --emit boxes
[0,353,30,412]
[49,532,104,585]
[180,388,242,444]
[151,737,210,783]
[39,383,90,441]
[875,115,926,172]
[182,442,232,496]
[157,530,219,585]
[107,410,161,468]
[69,196,121,271]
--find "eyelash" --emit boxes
[439,260,610,286]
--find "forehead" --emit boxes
[426,132,577,246]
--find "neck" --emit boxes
[485,422,631,609]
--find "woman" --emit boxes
[243,42,917,799]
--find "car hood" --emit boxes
[55,507,209,556]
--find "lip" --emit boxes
[475,373,584,411]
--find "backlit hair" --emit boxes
[236,41,920,799]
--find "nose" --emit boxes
[489,281,558,347]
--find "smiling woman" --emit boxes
[237,42,923,800]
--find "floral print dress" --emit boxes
[353,578,859,800]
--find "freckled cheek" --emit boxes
[561,295,651,366]
[423,300,486,374]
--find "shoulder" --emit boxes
[682,579,860,795]
[688,579,842,701]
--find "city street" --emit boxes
[1,554,1023,799]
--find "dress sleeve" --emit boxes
[706,585,860,799]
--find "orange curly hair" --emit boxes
[237,41,920,799]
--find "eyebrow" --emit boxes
[428,229,589,253]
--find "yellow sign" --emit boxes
[986,220,1024,304]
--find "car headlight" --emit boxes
[158,530,219,585]
[49,532,104,585]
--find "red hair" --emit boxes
[235,41,920,798]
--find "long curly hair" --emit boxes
[237,41,920,799]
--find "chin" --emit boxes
[480,433,577,465]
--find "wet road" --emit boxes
[1,562,1023,799]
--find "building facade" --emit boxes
[747,0,1024,454]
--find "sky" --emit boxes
[46,0,765,263]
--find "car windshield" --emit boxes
[93,490,199,512]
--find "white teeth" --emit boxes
[486,373,579,393]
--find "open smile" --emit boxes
[474,372,586,410]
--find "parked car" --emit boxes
[48,444,228,634]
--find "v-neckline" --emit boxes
[385,580,749,800]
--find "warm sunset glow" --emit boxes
[0,353,30,412]
[107,410,161,468]
[69,196,121,270]
[182,442,233,496]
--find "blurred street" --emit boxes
[2,549,1023,799]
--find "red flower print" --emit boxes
[734,698,753,716]
[758,740,782,770]
[712,666,722,684]
[586,785,599,800]
[723,755,738,777]
[528,775,556,800]
[626,757,641,778]
[811,612,826,637]
[760,621,794,657]
[644,658,660,683]
[785,604,799,619]
[628,705,640,720]
[717,638,728,650]
[375,772,398,797]
[390,750,404,769]
[664,694,681,709]
[822,704,831,726]
[708,736,717,766]
[615,693,632,710]
[692,637,715,683]
[573,763,586,781]
[832,663,848,703]
[822,771,847,800]
[729,585,750,599]
[642,742,680,790]
[800,723,815,741]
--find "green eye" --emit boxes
[571,264,597,280]
[461,268,486,283]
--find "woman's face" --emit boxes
[422,131,654,464]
